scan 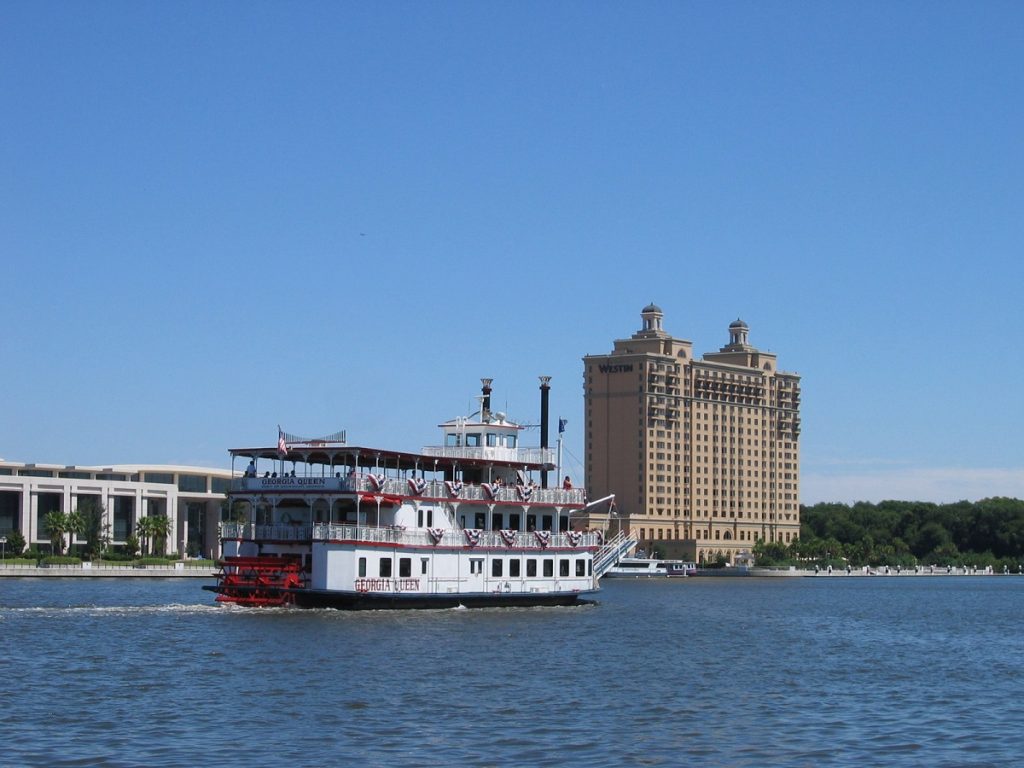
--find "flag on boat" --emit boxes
[277,427,287,457]
[558,418,567,434]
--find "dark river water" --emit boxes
[1,576,1021,767]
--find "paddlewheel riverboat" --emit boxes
[206,379,630,609]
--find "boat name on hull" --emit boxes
[354,577,421,593]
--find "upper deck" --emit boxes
[230,474,587,507]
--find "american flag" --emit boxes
[277,427,287,456]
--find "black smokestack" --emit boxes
[539,376,551,488]
[481,378,493,420]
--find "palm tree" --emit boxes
[79,501,110,560]
[136,516,171,557]
[42,510,69,555]
[135,517,153,556]
[65,509,86,556]
[147,515,171,557]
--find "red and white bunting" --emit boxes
[428,527,445,545]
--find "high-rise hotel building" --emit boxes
[584,304,801,563]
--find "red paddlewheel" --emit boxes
[213,555,305,607]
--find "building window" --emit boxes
[178,474,207,493]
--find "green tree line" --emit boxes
[755,497,1024,570]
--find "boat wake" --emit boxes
[0,603,222,618]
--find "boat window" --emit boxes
[559,515,568,531]
[559,560,569,577]
[527,559,537,577]
[358,557,366,578]
[588,560,593,576]
[466,433,481,447]
[420,558,429,575]
[507,435,516,448]
[492,559,503,577]
[379,558,392,578]
[470,558,484,575]
[486,433,497,447]
[576,559,585,577]
[543,559,554,577]
[508,513,520,531]
[399,558,411,578]
[426,509,433,527]
[526,514,537,531]
[445,434,459,447]
[542,515,553,531]
[509,559,520,577]
[475,513,486,529]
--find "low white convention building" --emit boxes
[0,460,234,558]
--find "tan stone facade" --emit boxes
[583,305,801,564]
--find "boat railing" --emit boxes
[593,530,638,578]
[311,525,603,549]
[221,523,312,541]
[421,445,555,465]
[230,475,587,506]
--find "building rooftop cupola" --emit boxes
[640,303,664,334]
[728,318,749,346]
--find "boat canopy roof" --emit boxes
[228,444,548,472]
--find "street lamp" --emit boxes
[1,536,6,563]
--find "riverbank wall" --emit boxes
[0,563,215,578]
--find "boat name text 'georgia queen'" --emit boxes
[354,578,421,593]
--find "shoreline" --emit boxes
[700,565,1022,578]
[0,564,216,578]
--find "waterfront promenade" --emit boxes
[0,563,216,578]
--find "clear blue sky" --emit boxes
[3,1,1022,504]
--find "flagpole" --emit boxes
[556,417,565,486]
[557,434,562,486]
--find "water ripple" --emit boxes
[2,577,1024,765]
